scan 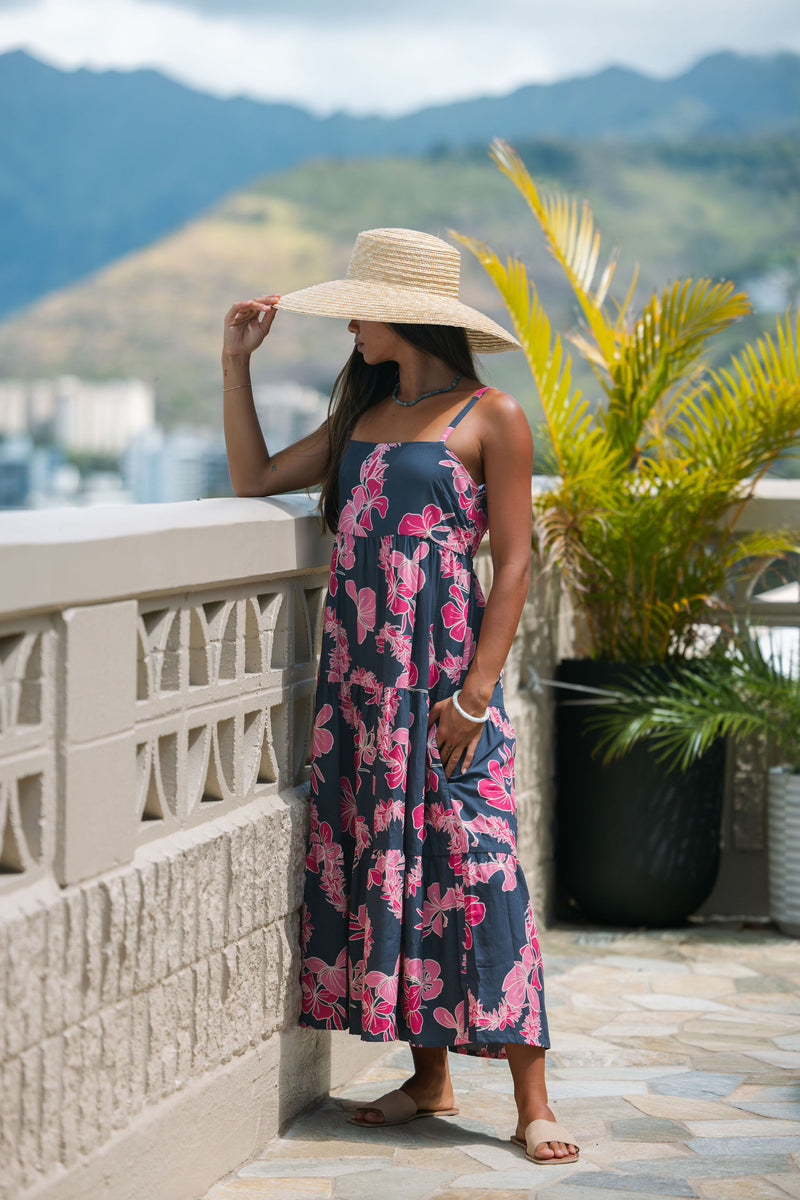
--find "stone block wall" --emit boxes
[0,796,311,1200]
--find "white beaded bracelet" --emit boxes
[451,688,490,724]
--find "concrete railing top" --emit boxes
[0,495,332,620]
[4,478,800,620]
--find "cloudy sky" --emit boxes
[0,0,798,114]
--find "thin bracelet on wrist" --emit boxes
[451,688,490,723]
[223,382,250,393]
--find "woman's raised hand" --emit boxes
[223,294,280,358]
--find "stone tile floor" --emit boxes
[205,925,800,1200]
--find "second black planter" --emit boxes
[555,659,726,927]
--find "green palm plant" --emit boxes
[455,139,800,663]
[592,627,800,771]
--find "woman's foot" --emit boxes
[514,1102,579,1161]
[353,1047,454,1125]
[505,1044,578,1162]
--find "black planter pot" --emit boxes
[555,659,726,927]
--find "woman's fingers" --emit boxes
[458,728,483,775]
[432,697,484,778]
[259,304,279,332]
[442,728,481,778]
[223,295,281,357]
[225,295,281,325]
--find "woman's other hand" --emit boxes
[429,696,485,779]
[223,294,280,358]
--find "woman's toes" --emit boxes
[360,1107,384,1124]
[535,1139,575,1158]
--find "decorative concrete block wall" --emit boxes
[0,496,561,1200]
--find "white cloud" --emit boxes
[1,0,799,114]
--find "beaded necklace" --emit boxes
[391,372,462,407]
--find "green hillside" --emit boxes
[1,139,798,432]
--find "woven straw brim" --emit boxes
[276,279,521,355]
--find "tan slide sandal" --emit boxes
[347,1088,459,1127]
[510,1117,580,1165]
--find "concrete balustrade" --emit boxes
[0,494,560,1200]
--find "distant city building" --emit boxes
[123,428,231,503]
[0,383,27,437]
[27,445,73,507]
[0,434,33,508]
[0,376,324,508]
[0,376,155,454]
[254,382,328,453]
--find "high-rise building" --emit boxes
[0,377,155,453]
[0,435,32,508]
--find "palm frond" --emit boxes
[593,631,800,770]
[487,138,623,364]
[722,530,798,569]
[604,279,751,458]
[676,312,800,480]
[453,233,621,482]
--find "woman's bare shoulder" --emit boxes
[477,387,532,441]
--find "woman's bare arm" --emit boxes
[222,294,330,497]
[430,391,534,777]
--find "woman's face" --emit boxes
[348,319,404,366]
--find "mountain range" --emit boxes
[2,134,797,431]
[2,48,800,319]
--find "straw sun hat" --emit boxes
[276,227,521,355]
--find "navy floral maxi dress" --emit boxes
[299,389,550,1057]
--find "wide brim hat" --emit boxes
[276,227,521,355]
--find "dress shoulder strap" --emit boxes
[439,387,490,442]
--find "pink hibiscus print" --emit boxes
[442,584,469,642]
[367,849,405,919]
[477,752,516,812]
[398,504,452,539]
[362,967,399,1039]
[345,580,376,644]
[310,703,333,793]
[338,531,355,571]
[300,906,313,949]
[384,727,409,791]
[401,958,444,1035]
[416,882,458,938]
[459,854,518,892]
[386,542,429,617]
[301,947,347,1026]
[438,651,466,684]
[311,703,334,759]
[433,999,468,1043]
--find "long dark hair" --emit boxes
[319,323,481,532]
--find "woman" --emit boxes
[222,228,578,1166]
